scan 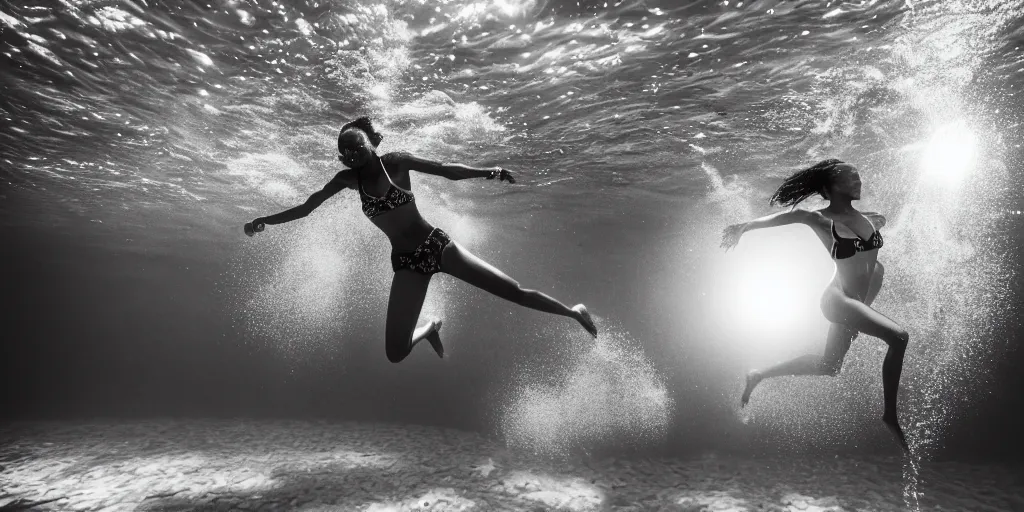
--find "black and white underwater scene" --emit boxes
[2,0,1023,510]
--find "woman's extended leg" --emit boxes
[385,270,444,363]
[822,288,910,451]
[741,265,888,406]
[439,241,597,337]
[741,322,857,406]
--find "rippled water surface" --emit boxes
[4,0,1020,206]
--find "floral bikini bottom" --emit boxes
[391,227,451,275]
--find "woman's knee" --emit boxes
[510,286,534,304]
[385,338,411,363]
[490,281,526,303]
[887,328,909,350]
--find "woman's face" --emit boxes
[338,129,375,168]
[827,164,862,200]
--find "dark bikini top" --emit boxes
[830,220,883,260]
[357,165,414,219]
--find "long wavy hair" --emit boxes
[769,159,846,208]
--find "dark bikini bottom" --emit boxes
[391,227,451,275]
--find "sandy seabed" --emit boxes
[0,420,1020,512]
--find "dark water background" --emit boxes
[2,0,1023,462]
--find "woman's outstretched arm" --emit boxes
[244,170,354,235]
[721,209,820,250]
[391,152,515,183]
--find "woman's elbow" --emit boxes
[297,204,316,218]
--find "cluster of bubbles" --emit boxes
[228,203,386,362]
[498,326,673,458]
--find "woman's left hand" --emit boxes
[720,223,746,251]
[244,219,266,237]
[487,167,516,184]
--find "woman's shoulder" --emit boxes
[381,151,420,175]
[380,151,413,164]
[796,208,830,225]
[861,211,886,230]
[328,169,360,190]
[791,209,832,236]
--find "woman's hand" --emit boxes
[487,167,516,184]
[244,219,266,237]
[720,223,747,251]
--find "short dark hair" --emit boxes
[338,116,384,151]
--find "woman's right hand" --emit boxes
[244,219,265,237]
[720,223,747,251]
[487,167,516,184]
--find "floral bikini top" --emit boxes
[357,159,414,219]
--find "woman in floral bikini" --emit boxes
[244,117,597,363]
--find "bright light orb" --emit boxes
[920,122,977,188]
[732,260,807,328]
[714,225,833,351]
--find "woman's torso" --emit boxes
[809,209,883,300]
[354,155,435,252]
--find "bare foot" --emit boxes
[882,414,910,453]
[425,319,444,358]
[572,304,598,338]
[740,370,762,408]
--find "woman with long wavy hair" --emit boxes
[721,159,910,452]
